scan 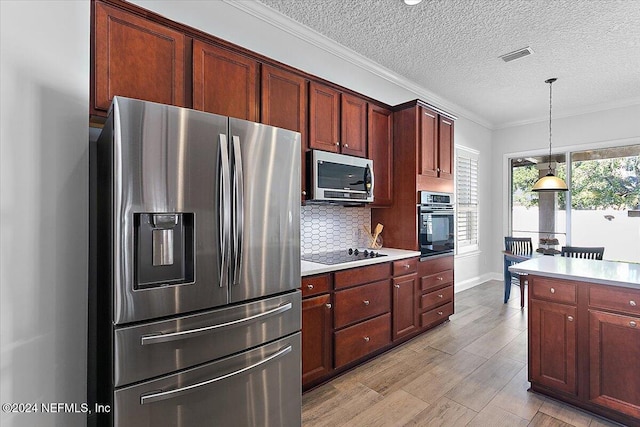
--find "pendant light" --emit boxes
[532,78,568,192]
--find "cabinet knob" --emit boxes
[630,321,637,328]
[437,276,443,281]
[343,143,349,148]
[363,300,370,306]
[437,311,443,316]
[438,294,443,299]
[550,288,556,294]
[307,284,314,290]
[335,142,340,146]
[567,316,574,322]
[437,167,441,172]
[325,303,332,309]
[363,336,370,342]
[394,284,400,288]
[404,264,410,269]
[302,190,307,196]
[630,300,637,307]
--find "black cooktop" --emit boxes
[302,248,387,265]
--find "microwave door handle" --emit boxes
[365,164,374,196]
[219,134,231,289]
[231,135,244,287]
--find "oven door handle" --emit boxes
[140,302,292,345]
[139,345,292,405]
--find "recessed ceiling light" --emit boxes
[404,0,423,5]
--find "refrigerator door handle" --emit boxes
[219,134,232,289]
[139,345,292,405]
[231,135,244,286]
[140,302,293,345]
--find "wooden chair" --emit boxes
[504,237,533,307]
[560,246,604,260]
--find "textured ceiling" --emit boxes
[256,0,640,128]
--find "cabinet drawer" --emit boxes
[334,280,391,328]
[393,257,417,276]
[589,285,640,316]
[530,276,577,304]
[421,285,453,311]
[301,274,331,298]
[421,270,453,292]
[421,302,453,328]
[334,313,391,368]
[334,262,391,289]
[418,256,454,276]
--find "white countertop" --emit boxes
[509,256,640,289]
[301,248,421,277]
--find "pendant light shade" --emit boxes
[532,78,568,192]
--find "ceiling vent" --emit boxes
[499,47,534,63]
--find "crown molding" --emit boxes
[496,97,640,130]
[223,0,493,129]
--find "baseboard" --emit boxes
[454,272,502,293]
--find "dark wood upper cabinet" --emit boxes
[368,105,393,206]
[261,64,307,141]
[438,116,454,180]
[341,93,367,157]
[419,107,438,177]
[309,82,340,153]
[93,1,186,113]
[192,40,258,121]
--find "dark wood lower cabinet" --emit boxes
[529,299,577,395]
[301,294,332,386]
[589,310,640,419]
[527,275,640,426]
[392,274,418,340]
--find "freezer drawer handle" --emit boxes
[140,302,293,345]
[139,345,292,405]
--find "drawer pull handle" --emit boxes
[363,336,370,342]
[631,300,637,307]
[363,300,370,306]
[437,311,443,316]
[437,276,443,281]
[325,303,332,309]
[567,316,574,322]
[394,284,400,289]
[438,294,443,299]
[307,284,314,290]
[550,288,555,294]
[404,264,410,269]
[630,321,637,328]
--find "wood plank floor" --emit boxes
[301,280,623,427]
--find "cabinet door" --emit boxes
[340,94,367,157]
[438,116,454,180]
[368,105,394,206]
[309,82,340,153]
[261,65,308,200]
[529,299,577,395]
[418,107,438,177]
[302,294,332,386]
[589,310,640,419]
[93,2,185,112]
[392,274,419,340]
[192,40,258,121]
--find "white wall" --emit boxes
[0,2,89,427]
[491,104,640,273]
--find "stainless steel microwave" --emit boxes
[309,150,374,203]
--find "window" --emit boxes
[456,147,479,253]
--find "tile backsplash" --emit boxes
[301,204,371,254]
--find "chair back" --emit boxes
[560,246,604,260]
[505,237,533,255]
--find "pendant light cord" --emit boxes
[548,79,553,174]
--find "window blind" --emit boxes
[456,149,479,251]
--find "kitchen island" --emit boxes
[510,256,640,427]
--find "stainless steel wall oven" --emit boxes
[418,191,455,259]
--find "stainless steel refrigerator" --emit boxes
[89,97,302,427]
